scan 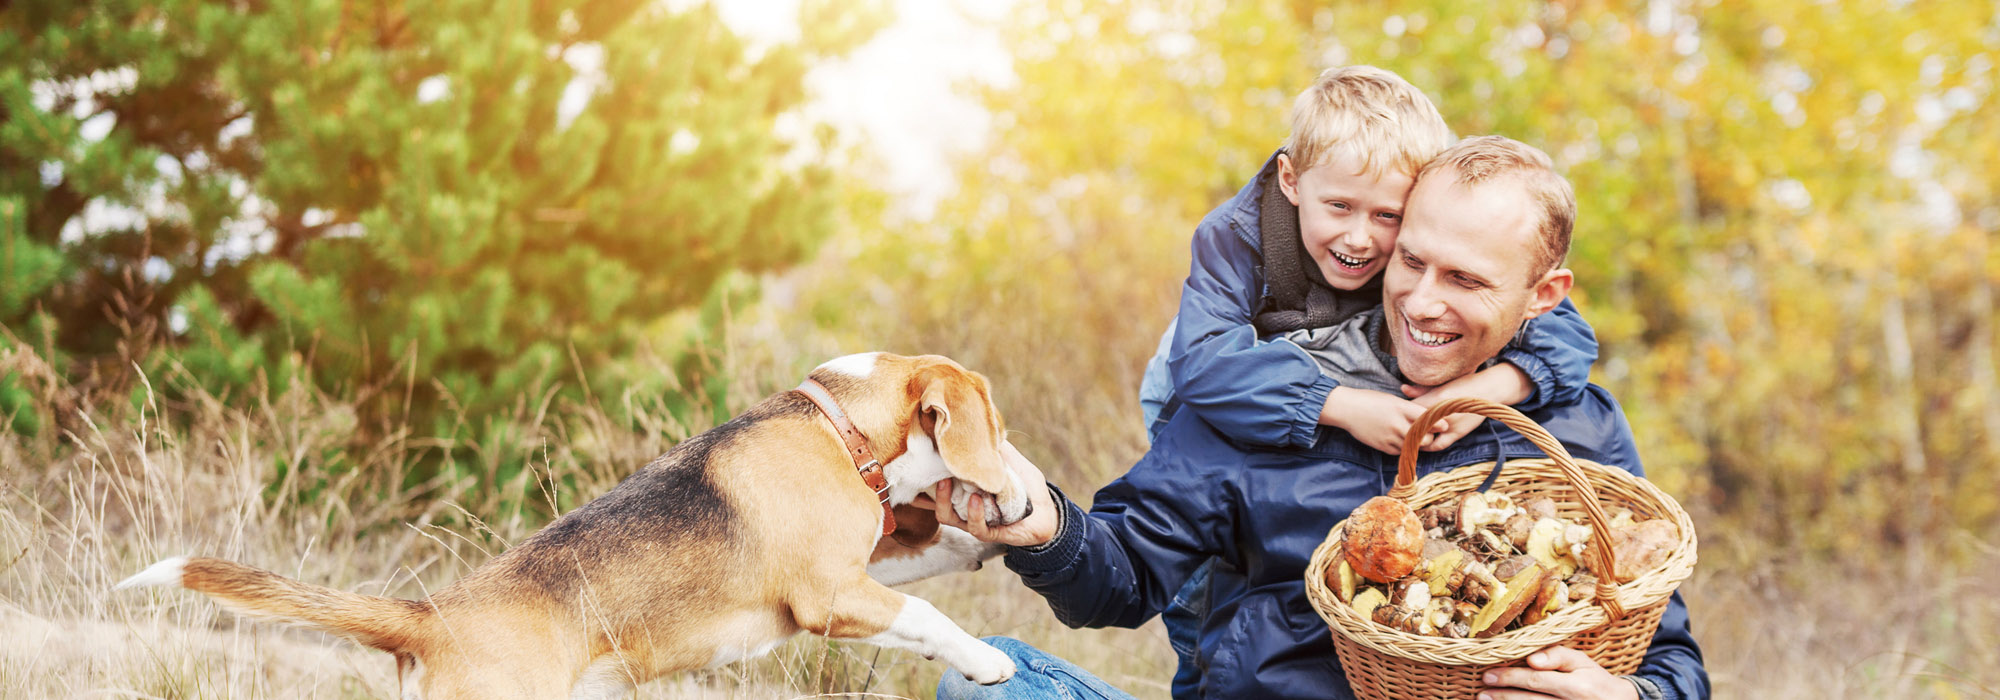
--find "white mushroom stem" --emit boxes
[1403,580,1431,612]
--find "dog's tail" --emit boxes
[117,556,431,652]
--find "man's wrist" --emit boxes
[1018,483,1068,552]
[1624,674,1665,700]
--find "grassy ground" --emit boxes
[4,301,1998,699]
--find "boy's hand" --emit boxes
[1402,363,1533,452]
[927,441,1061,548]
[1320,387,1447,455]
[1478,645,1638,700]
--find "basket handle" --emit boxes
[1388,397,1626,621]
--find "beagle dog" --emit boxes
[117,353,1031,699]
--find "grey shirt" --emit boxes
[1284,305,1513,395]
[1281,306,1404,395]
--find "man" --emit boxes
[929,136,1708,700]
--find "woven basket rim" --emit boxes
[1304,455,1698,667]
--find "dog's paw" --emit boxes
[957,640,1016,685]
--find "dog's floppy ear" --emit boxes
[888,504,941,548]
[913,363,1009,495]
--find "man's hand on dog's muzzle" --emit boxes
[920,441,1060,549]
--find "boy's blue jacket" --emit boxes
[1167,152,1599,449]
[1005,386,1709,700]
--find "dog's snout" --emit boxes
[985,492,1032,528]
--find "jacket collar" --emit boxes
[1223,150,1288,250]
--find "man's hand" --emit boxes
[1319,387,1448,455]
[1478,646,1639,700]
[927,441,1061,548]
[1401,363,1532,451]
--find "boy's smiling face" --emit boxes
[1278,151,1415,291]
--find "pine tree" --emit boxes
[1,0,885,431]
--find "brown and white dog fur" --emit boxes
[116,353,1029,699]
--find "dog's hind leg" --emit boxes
[791,575,1015,685]
[396,653,423,700]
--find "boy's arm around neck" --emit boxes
[1168,202,1338,449]
[1499,297,1599,411]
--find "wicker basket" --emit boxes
[1303,397,1697,699]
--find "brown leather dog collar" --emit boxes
[794,378,895,537]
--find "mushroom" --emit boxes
[1607,518,1678,582]
[1329,559,1359,602]
[1493,554,1540,581]
[1525,517,1581,579]
[1423,549,1466,597]
[1424,549,1501,603]
[1518,578,1569,627]
[1567,572,1599,603]
[1400,580,1431,612]
[1470,563,1553,637]
[1352,587,1389,619]
[1503,513,1537,551]
[1419,498,1460,532]
[1371,599,1427,634]
[1522,496,1559,521]
[1453,599,1482,624]
[1456,492,1516,539]
[1343,497,1425,583]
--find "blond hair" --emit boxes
[1417,135,1576,280]
[1284,65,1452,180]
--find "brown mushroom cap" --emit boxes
[1472,563,1553,637]
[1343,496,1425,583]
[1609,519,1679,582]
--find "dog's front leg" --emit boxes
[868,526,1008,587]
[793,575,1015,685]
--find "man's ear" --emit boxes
[1524,267,1575,320]
[916,367,1008,495]
[1277,152,1302,207]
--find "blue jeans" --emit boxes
[1162,560,1210,699]
[936,637,1139,700]
[1139,319,1177,441]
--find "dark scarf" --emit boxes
[1251,161,1379,335]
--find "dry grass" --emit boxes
[4,279,1998,699]
[0,320,1171,699]
[1680,533,2000,699]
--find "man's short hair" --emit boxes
[1417,135,1576,280]
[1284,65,1452,180]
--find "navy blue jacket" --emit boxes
[1167,152,1600,449]
[1006,386,1708,700]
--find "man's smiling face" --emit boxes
[1384,167,1568,387]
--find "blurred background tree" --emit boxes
[0,0,886,446]
[794,0,1998,571]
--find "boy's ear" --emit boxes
[1524,267,1574,319]
[1277,152,1303,207]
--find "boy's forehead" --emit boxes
[1298,146,1417,181]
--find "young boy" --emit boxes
[1143,66,1600,700]
[1140,65,1598,452]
